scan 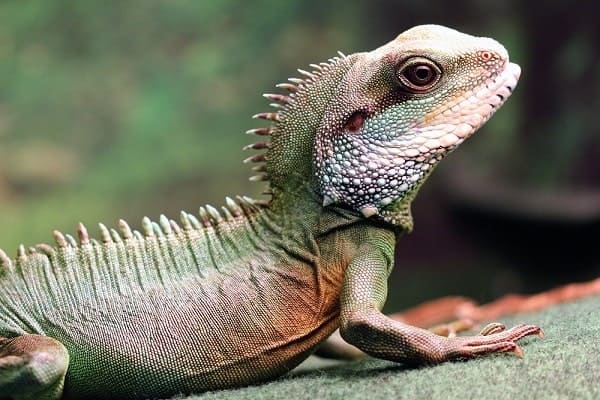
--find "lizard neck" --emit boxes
[264,56,353,200]
[266,180,362,234]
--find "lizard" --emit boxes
[0,24,544,400]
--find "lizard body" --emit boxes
[0,25,540,400]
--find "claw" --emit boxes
[537,329,545,339]
[512,344,524,358]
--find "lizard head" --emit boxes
[248,25,520,230]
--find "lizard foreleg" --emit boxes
[338,246,543,365]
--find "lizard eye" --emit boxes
[397,57,441,92]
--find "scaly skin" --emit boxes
[0,25,541,400]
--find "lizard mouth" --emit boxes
[404,61,522,153]
[476,62,521,124]
[450,61,521,142]
[468,61,521,125]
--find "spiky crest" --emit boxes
[0,196,263,270]
[243,51,349,200]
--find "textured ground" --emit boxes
[173,294,600,400]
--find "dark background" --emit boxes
[0,0,598,310]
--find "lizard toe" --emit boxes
[479,322,506,336]
[442,323,542,361]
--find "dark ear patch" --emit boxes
[344,110,368,133]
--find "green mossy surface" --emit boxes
[176,295,599,400]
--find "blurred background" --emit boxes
[0,0,598,311]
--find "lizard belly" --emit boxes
[52,264,338,399]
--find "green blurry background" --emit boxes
[0,0,598,310]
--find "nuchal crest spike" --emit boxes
[198,207,211,226]
[0,248,11,269]
[245,127,272,136]
[65,234,77,247]
[36,243,55,256]
[141,217,155,237]
[17,244,26,260]
[262,93,290,104]
[221,207,234,222]
[118,219,133,239]
[187,214,201,230]
[99,223,112,244]
[152,222,164,237]
[179,211,192,230]
[252,112,280,122]
[159,215,172,235]
[226,197,242,217]
[205,205,223,224]
[110,229,123,243]
[77,223,89,245]
[169,219,182,234]
[275,82,298,92]
[53,230,68,248]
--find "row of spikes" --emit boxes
[244,53,347,186]
[0,196,263,269]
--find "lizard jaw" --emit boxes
[408,61,522,153]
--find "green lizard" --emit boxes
[0,25,542,400]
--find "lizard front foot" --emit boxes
[442,323,543,361]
